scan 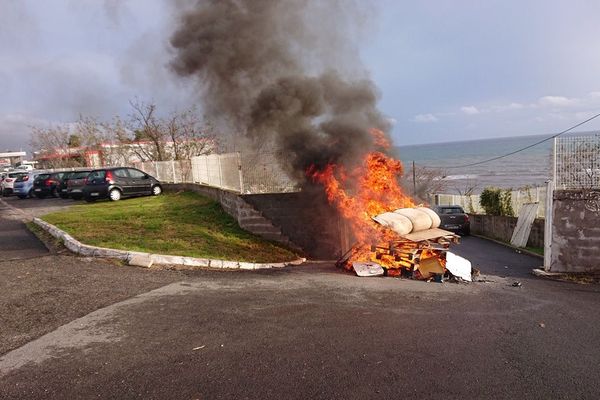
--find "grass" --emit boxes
[524,246,544,256]
[41,191,298,263]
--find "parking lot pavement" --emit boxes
[0,195,81,218]
[0,198,48,261]
[1,234,599,399]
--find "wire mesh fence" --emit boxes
[133,160,192,184]
[554,135,600,190]
[132,152,301,194]
[239,152,301,194]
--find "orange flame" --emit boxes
[307,128,414,245]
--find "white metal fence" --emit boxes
[434,185,547,218]
[132,152,301,194]
[554,135,600,190]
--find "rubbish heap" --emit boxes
[337,206,473,282]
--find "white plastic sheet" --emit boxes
[445,251,472,282]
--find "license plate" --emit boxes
[61,189,67,192]
[34,188,41,192]
[90,192,99,196]
[446,225,459,229]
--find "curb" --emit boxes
[32,218,306,270]
[471,234,544,259]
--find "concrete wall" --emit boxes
[468,214,545,248]
[550,190,600,273]
[242,191,342,260]
[164,184,342,259]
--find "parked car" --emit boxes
[83,167,162,202]
[433,205,470,235]
[32,172,66,198]
[13,171,44,199]
[57,171,76,199]
[65,170,92,200]
[1,171,27,196]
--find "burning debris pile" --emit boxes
[309,129,472,282]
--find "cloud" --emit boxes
[461,106,480,115]
[538,96,578,107]
[413,113,438,123]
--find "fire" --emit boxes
[308,128,461,281]
[307,128,414,246]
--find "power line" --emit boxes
[420,112,600,169]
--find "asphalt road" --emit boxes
[1,196,599,399]
[0,197,48,260]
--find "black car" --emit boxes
[65,170,92,200]
[33,172,65,198]
[57,171,75,199]
[433,205,470,235]
[82,167,162,202]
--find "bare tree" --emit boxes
[453,178,480,213]
[402,165,448,204]
[29,124,82,168]
[30,99,218,168]
[125,99,216,162]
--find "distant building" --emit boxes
[0,151,27,168]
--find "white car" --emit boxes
[1,171,27,196]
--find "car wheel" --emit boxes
[51,188,58,198]
[85,196,96,203]
[109,188,122,201]
[151,185,162,196]
[17,195,26,200]
[462,227,471,236]
[28,189,34,198]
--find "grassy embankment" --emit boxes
[41,191,297,262]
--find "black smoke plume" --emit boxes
[169,0,391,177]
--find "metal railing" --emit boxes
[554,135,600,190]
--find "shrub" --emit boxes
[480,187,514,216]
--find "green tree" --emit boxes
[480,187,514,216]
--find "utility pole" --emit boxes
[412,160,416,197]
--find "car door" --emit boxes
[112,168,133,195]
[127,168,151,195]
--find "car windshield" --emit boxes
[8,172,25,178]
[438,207,464,215]
[36,174,51,180]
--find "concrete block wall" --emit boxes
[164,184,340,258]
[550,190,600,273]
[242,190,342,260]
[468,214,544,248]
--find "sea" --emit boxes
[395,131,598,193]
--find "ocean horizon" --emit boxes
[395,130,599,192]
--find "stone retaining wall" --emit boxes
[242,190,342,259]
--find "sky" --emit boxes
[2,0,600,153]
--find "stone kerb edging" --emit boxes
[32,218,306,270]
